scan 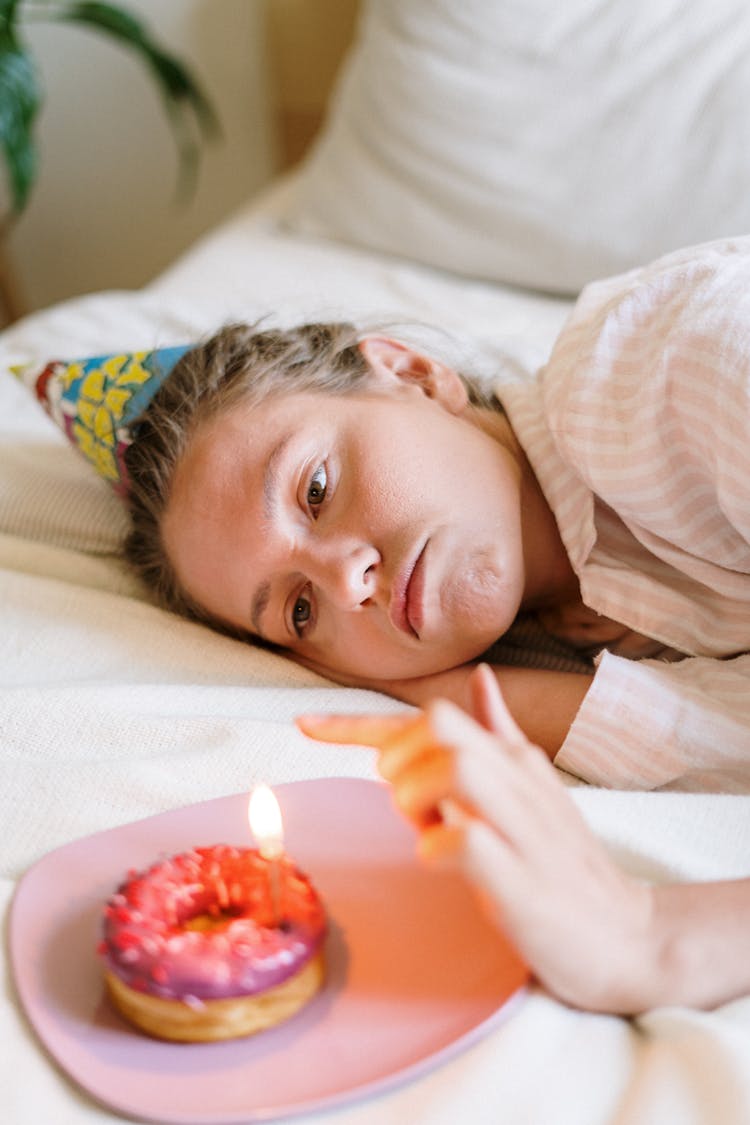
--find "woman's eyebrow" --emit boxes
[250,432,294,638]
[263,432,293,520]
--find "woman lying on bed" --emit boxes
[122,236,750,1015]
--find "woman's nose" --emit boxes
[310,541,380,609]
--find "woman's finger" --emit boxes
[376,714,437,781]
[416,821,465,863]
[295,712,414,748]
[389,747,454,821]
[426,698,545,845]
[468,664,527,745]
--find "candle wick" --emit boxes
[258,844,284,927]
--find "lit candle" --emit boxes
[248,784,284,925]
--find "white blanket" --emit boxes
[3,182,750,1125]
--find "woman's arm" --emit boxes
[378,663,593,761]
[297,665,750,1014]
[641,878,750,1010]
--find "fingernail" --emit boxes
[295,714,323,731]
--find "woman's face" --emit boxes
[162,339,528,683]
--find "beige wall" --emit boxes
[267,0,359,167]
[6,0,278,314]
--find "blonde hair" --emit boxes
[124,319,497,635]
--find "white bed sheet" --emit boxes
[2,179,750,1125]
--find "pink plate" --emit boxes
[10,777,528,1124]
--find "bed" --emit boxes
[3,1,750,1122]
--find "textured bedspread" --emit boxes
[3,183,749,1125]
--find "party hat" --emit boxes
[15,345,191,497]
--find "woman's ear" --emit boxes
[358,336,468,414]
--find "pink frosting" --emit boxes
[99,845,326,1003]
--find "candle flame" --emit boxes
[248,784,284,859]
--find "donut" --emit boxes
[98,845,326,1042]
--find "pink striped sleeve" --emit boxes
[538,238,750,789]
[556,651,750,791]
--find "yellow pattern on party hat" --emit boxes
[15,345,191,496]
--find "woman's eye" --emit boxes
[292,594,312,636]
[307,464,327,511]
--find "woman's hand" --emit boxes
[297,664,654,1013]
[299,665,750,1013]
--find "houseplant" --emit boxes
[0,0,219,215]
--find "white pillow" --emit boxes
[283,0,750,295]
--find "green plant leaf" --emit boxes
[0,16,39,213]
[51,1,220,198]
[0,1,23,35]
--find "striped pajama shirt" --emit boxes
[498,238,750,791]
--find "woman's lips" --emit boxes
[390,542,426,637]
